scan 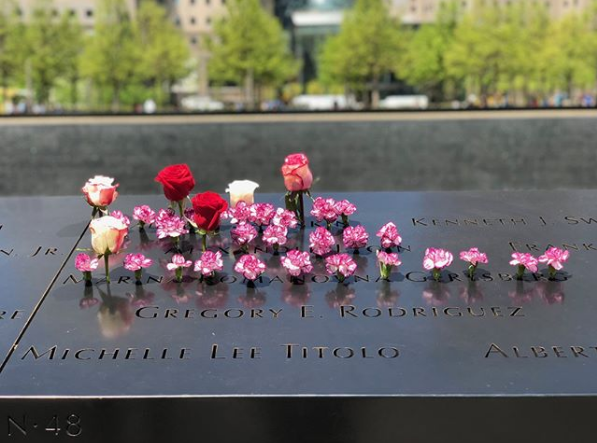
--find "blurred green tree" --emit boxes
[136,0,191,108]
[55,11,84,110]
[398,1,459,103]
[319,0,402,109]
[207,0,297,109]
[0,0,25,106]
[81,0,141,111]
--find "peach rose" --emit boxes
[82,176,119,208]
[281,153,313,192]
[90,216,128,255]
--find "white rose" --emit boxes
[89,216,128,255]
[226,180,259,208]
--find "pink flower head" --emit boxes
[234,254,266,281]
[249,203,276,227]
[325,253,357,282]
[155,208,176,227]
[459,247,488,266]
[376,251,402,267]
[166,254,193,271]
[262,224,288,247]
[194,251,224,277]
[509,252,538,273]
[280,250,313,277]
[310,197,338,224]
[123,253,153,272]
[231,222,258,247]
[272,208,298,229]
[309,226,335,256]
[342,225,369,250]
[376,222,402,249]
[75,253,99,272]
[376,250,401,280]
[334,199,357,217]
[226,201,252,224]
[82,175,119,208]
[133,205,156,226]
[111,210,131,228]
[156,214,189,239]
[538,247,570,271]
[423,248,454,271]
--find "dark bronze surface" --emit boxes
[0,197,87,368]
[0,192,596,442]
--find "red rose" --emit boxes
[192,191,228,232]
[281,153,313,192]
[155,164,195,202]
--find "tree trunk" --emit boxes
[245,68,255,111]
[371,73,380,110]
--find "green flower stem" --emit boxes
[516,264,525,280]
[342,215,349,226]
[468,263,477,280]
[548,265,556,280]
[298,191,305,226]
[337,272,345,283]
[134,269,142,282]
[379,263,391,280]
[202,234,207,252]
[104,253,111,283]
[175,267,183,283]
[433,268,441,282]
[177,200,184,218]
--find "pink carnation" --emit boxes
[234,254,266,281]
[155,208,175,226]
[376,250,401,280]
[509,252,538,273]
[325,253,357,282]
[75,253,99,272]
[166,254,193,271]
[334,199,357,216]
[376,222,402,249]
[194,251,224,277]
[262,224,288,247]
[272,208,298,229]
[249,203,276,227]
[155,213,188,239]
[133,205,156,226]
[459,247,488,266]
[123,253,153,271]
[309,227,335,256]
[225,201,252,224]
[342,225,369,250]
[423,248,454,271]
[111,210,131,228]
[538,247,570,271]
[310,197,338,224]
[231,222,258,248]
[376,251,402,267]
[280,250,313,278]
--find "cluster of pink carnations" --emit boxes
[75,154,572,286]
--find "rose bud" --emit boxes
[281,153,313,192]
[191,191,228,251]
[89,216,128,283]
[281,153,313,226]
[155,164,196,215]
[82,175,119,216]
[226,180,259,208]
